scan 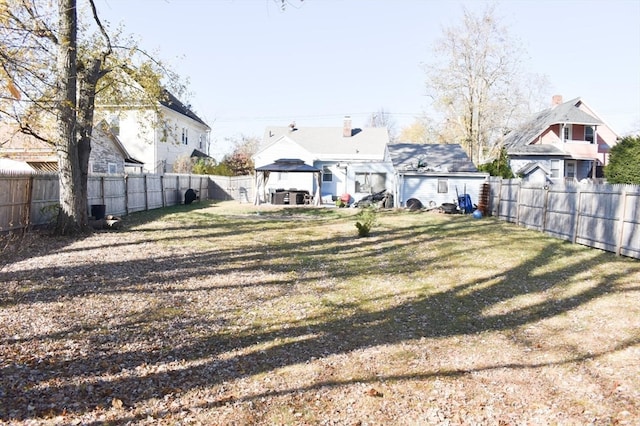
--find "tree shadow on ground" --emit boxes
[1,211,638,421]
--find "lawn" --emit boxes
[1,201,639,425]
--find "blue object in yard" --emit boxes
[457,194,473,214]
[472,209,483,219]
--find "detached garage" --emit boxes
[389,143,488,209]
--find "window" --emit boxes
[322,166,333,182]
[355,172,385,193]
[563,124,572,141]
[550,160,560,178]
[585,126,594,143]
[565,160,576,179]
[108,163,117,174]
[437,179,448,193]
[181,128,188,145]
[199,134,204,150]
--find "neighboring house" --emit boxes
[96,90,211,174]
[504,95,618,184]
[388,143,488,208]
[0,121,143,174]
[0,123,57,172]
[254,117,393,204]
[90,120,144,174]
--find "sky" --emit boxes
[95,0,640,160]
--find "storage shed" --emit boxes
[388,143,488,209]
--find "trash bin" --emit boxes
[91,204,106,220]
[184,188,198,205]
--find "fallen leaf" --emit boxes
[111,398,123,409]
[365,388,383,397]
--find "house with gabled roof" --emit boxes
[254,117,394,204]
[0,123,58,172]
[388,143,488,208]
[504,95,618,184]
[96,90,211,174]
[90,120,144,174]
[0,120,143,174]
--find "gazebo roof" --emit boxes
[255,158,320,173]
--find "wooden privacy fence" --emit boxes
[0,172,258,233]
[487,177,640,259]
[208,175,254,203]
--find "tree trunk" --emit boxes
[77,58,103,212]
[55,0,87,235]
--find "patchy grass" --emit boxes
[0,200,639,425]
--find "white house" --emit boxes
[96,91,211,174]
[254,117,393,204]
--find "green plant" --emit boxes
[354,206,377,237]
[478,147,514,178]
[604,135,640,184]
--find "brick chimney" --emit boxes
[343,116,352,137]
[552,95,563,107]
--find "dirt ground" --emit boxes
[1,204,639,425]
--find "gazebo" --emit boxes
[254,158,322,206]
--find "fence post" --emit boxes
[144,174,149,211]
[101,176,106,205]
[160,175,165,207]
[124,174,129,215]
[23,175,34,231]
[542,186,549,233]
[515,180,522,225]
[616,189,628,256]
[572,186,582,244]
[495,179,502,219]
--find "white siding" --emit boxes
[398,174,487,208]
[98,106,209,174]
[116,110,157,172]
[254,137,311,167]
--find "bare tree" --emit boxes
[397,117,439,144]
[424,4,536,163]
[366,108,397,142]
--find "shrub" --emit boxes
[604,135,640,184]
[355,206,377,237]
[478,147,514,178]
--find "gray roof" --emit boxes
[261,126,389,159]
[255,158,320,173]
[516,161,551,176]
[160,91,210,129]
[504,97,602,149]
[507,144,568,157]
[388,143,478,172]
